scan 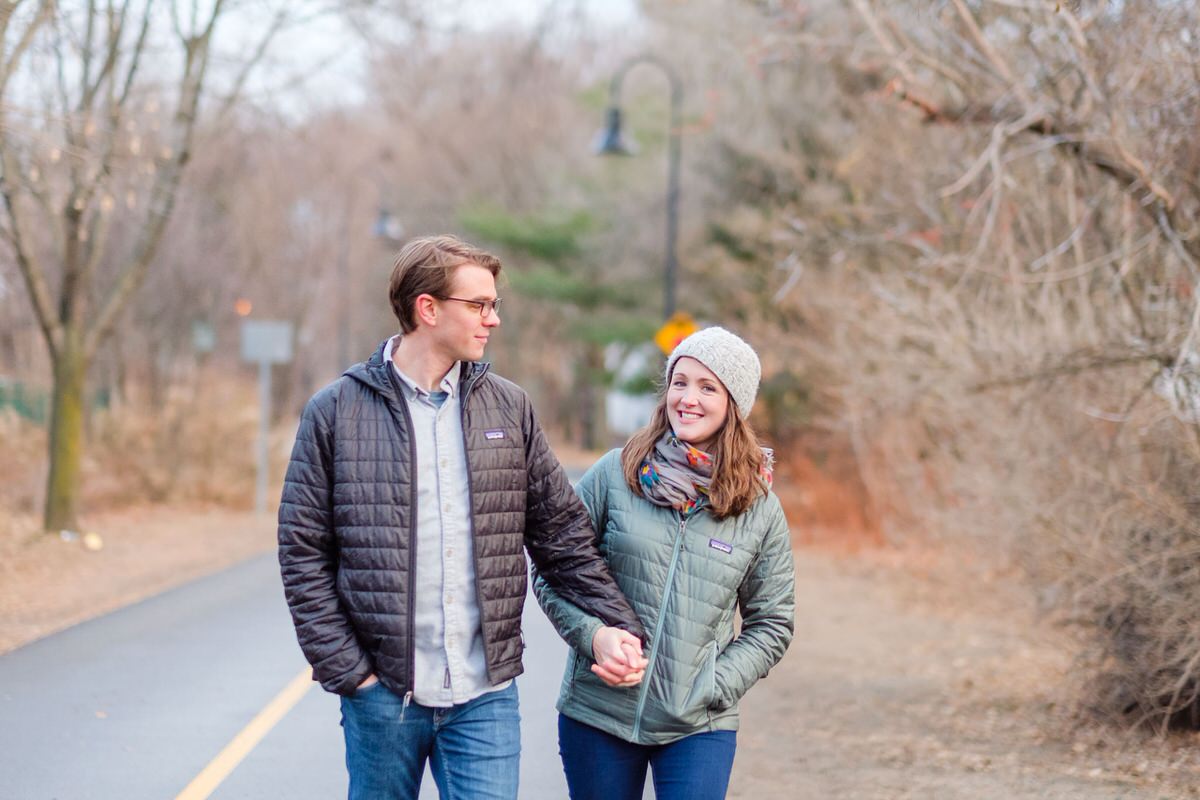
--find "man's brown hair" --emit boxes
[388,235,502,333]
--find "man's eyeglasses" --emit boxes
[437,296,502,318]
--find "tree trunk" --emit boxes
[43,336,87,532]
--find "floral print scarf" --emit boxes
[638,433,715,516]
[638,433,776,517]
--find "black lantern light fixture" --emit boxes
[594,55,683,320]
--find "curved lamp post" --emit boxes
[594,55,683,320]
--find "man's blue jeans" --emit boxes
[557,713,737,800]
[340,681,520,800]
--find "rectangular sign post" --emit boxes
[240,321,294,514]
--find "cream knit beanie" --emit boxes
[665,326,761,417]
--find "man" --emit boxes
[278,234,647,799]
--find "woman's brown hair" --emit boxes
[620,382,769,520]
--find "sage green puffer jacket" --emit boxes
[533,448,795,745]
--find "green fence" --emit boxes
[0,379,48,424]
[0,380,115,425]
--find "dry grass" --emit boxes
[85,375,262,508]
[0,370,293,525]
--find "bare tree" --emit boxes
[0,1,295,531]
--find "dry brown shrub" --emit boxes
[1044,403,1200,732]
[85,372,260,508]
[2,370,270,523]
[0,411,48,517]
[655,0,1200,730]
[796,251,1200,730]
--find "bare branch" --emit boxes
[80,0,97,95]
[0,1,55,98]
[79,0,131,112]
[848,0,918,85]
[949,0,1036,109]
[883,78,1196,267]
[210,3,290,125]
[0,151,63,357]
[969,349,1170,394]
[86,7,220,358]
[117,0,153,107]
[70,0,150,270]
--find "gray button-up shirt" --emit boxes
[383,336,509,706]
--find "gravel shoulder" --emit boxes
[731,548,1200,799]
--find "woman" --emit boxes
[534,326,796,800]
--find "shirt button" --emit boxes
[446,597,454,604]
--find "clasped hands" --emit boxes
[590,626,649,688]
[354,626,649,692]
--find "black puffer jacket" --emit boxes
[278,342,645,697]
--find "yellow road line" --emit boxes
[175,667,314,800]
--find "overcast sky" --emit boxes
[240,0,642,119]
[433,0,639,28]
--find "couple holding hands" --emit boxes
[278,235,794,800]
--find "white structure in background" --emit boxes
[605,342,659,437]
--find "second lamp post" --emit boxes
[594,55,683,321]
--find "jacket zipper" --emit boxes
[457,365,491,683]
[386,359,424,705]
[631,512,689,741]
[383,360,488,704]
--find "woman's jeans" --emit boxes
[557,714,737,800]
[340,681,520,800]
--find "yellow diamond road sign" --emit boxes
[654,312,699,355]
